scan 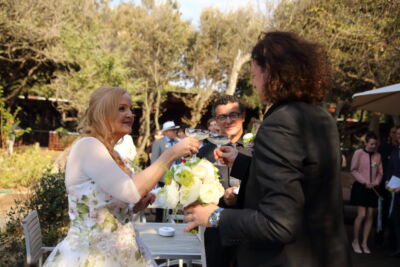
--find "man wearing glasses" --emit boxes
[199,95,248,187]
[198,95,250,267]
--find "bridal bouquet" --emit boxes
[155,158,224,209]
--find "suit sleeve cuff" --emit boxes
[217,208,243,246]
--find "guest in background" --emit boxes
[150,121,180,222]
[376,126,399,247]
[350,132,383,254]
[386,126,400,256]
[177,128,186,140]
[199,95,249,189]
[154,130,163,140]
[207,118,220,134]
[197,95,250,267]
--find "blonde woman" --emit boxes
[44,86,199,267]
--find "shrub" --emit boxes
[0,172,69,266]
[0,144,53,188]
[59,133,79,147]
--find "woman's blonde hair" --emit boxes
[78,86,131,174]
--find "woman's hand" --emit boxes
[183,203,219,232]
[223,186,238,206]
[170,138,200,159]
[214,146,238,168]
[133,193,155,213]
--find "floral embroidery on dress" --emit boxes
[43,180,155,267]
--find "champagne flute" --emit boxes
[185,128,209,160]
[207,133,230,165]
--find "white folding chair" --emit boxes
[22,210,54,267]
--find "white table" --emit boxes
[134,223,202,261]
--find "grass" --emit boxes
[0,144,55,189]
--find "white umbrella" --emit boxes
[352,83,400,115]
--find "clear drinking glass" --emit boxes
[207,133,230,165]
[185,128,209,160]
[185,128,209,141]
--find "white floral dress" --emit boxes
[44,137,156,267]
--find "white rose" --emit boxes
[179,177,202,207]
[155,180,179,209]
[243,133,254,143]
[191,159,217,183]
[199,182,224,204]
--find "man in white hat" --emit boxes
[151,121,180,165]
[151,121,180,221]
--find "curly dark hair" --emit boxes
[211,95,246,117]
[251,31,331,104]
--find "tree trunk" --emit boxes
[226,50,251,95]
[136,90,154,159]
[368,112,380,136]
[187,87,215,127]
[334,100,345,120]
[154,88,162,131]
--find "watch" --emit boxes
[209,208,224,228]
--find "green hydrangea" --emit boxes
[175,169,194,187]
[164,169,174,185]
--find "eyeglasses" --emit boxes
[215,112,242,122]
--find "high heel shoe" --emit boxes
[362,245,371,254]
[352,241,362,254]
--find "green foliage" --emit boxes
[0,144,53,188]
[0,90,31,148]
[0,172,68,266]
[273,0,400,103]
[50,6,135,116]
[0,0,78,103]
[59,134,79,148]
[54,127,79,147]
[54,127,69,135]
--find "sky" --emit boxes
[111,0,278,25]
[177,0,266,23]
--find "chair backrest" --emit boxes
[22,210,43,265]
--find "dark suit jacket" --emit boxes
[218,101,351,267]
[387,146,400,180]
[198,139,251,267]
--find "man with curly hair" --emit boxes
[185,31,351,267]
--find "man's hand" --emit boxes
[224,186,238,206]
[365,183,374,189]
[214,146,238,168]
[183,203,219,232]
[133,193,155,213]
